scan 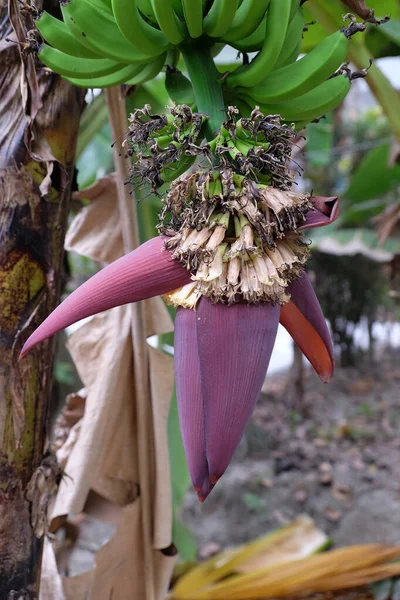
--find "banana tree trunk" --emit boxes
[0,2,84,596]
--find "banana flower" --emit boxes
[21,195,338,502]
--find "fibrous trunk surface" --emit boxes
[0,2,84,596]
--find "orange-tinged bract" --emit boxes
[21,192,337,501]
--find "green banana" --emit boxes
[136,0,157,23]
[38,44,126,78]
[89,0,113,13]
[125,53,166,85]
[226,0,292,88]
[66,62,146,87]
[239,30,349,104]
[150,0,186,45]
[181,0,203,39]
[238,74,351,124]
[235,137,269,156]
[289,0,300,22]
[111,0,170,56]
[230,16,266,53]
[170,0,184,18]
[222,0,271,43]
[35,11,101,59]
[61,0,157,63]
[203,0,240,39]
[274,6,304,69]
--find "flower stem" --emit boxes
[180,42,226,140]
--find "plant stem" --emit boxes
[180,42,226,140]
[105,87,155,600]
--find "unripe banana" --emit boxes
[230,16,266,53]
[61,0,158,63]
[222,0,271,43]
[35,11,101,59]
[170,0,184,18]
[181,0,203,39]
[289,0,300,22]
[239,30,349,104]
[239,74,351,124]
[66,62,146,88]
[124,53,166,86]
[111,0,169,57]
[150,0,186,45]
[38,44,125,79]
[203,0,240,39]
[226,0,292,88]
[274,6,304,69]
[136,0,157,23]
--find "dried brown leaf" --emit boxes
[67,173,124,264]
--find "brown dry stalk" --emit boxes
[105,87,156,600]
[340,0,373,20]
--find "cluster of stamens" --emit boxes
[162,170,311,306]
[125,106,311,308]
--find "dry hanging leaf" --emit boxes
[66,174,124,264]
[41,155,176,599]
[340,0,373,19]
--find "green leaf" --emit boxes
[301,11,327,53]
[76,92,109,159]
[392,576,400,600]
[303,0,399,53]
[168,387,197,560]
[342,198,391,225]
[344,143,400,203]
[172,515,197,562]
[126,76,171,115]
[306,113,334,168]
[76,122,114,190]
[54,361,76,386]
[366,0,399,19]
[168,389,191,508]
[365,20,400,58]
[165,69,196,106]
[371,578,393,600]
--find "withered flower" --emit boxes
[21,170,338,502]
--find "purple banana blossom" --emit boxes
[20,196,338,502]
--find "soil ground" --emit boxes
[181,349,400,553]
[66,348,400,593]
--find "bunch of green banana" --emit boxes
[35,8,168,88]
[211,123,271,163]
[227,16,360,128]
[238,73,352,129]
[34,0,297,89]
[127,105,209,186]
[35,0,359,132]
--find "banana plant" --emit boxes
[24,0,384,503]
[304,0,400,142]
